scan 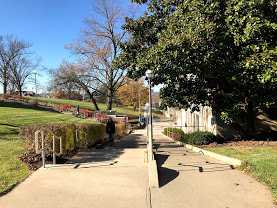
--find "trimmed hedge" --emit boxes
[163,127,185,141]
[20,123,106,157]
[115,123,127,137]
[163,128,217,145]
[20,122,127,157]
[182,131,217,145]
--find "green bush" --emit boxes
[163,127,185,141]
[182,131,217,145]
[20,123,106,156]
[76,123,106,148]
[115,123,127,137]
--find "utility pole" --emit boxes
[138,86,141,114]
[34,71,38,95]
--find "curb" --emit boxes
[184,143,242,167]
[172,140,242,167]
[148,159,159,188]
[145,149,159,188]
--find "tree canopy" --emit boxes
[116,0,277,131]
[116,78,148,111]
[61,0,127,110]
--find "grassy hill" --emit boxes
[0,102,96,194]
[27,97,142,117]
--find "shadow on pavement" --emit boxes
[155,154,179,187]
[67,133,146,164]
[177,162,235,173]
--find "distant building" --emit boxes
[7,90,35,96]
[22,91,35,96]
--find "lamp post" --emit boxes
[146,69,153,161]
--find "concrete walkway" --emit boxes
[0,121,274,208]
[0,130,149,208]
[151,121,274,208]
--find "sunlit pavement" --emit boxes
[0,132,149,208]
[150,121,274,208]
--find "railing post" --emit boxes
[59,137,63,155]
[52,135,56,165]
[41,131,45,168]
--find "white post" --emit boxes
[41,131,45,168]
[138,87,141,114]
[52,135,56,165]
[59,137,63,154]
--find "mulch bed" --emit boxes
[19,151,69,171]
[19,152,42,170]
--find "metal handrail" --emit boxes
[35,130,63,167]
[52,135,62,165]
[35,130,46,168]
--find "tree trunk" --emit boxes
[19,85,22,97]
[87,91,99,111]
[91,95,99,111]
[246,99,256,132]
[3,80,7,94]
[3,68,7,94]
[83,87,99,111]
[107,89,113,111]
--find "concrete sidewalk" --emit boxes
[0,130,149,208]
[151,121,274,208]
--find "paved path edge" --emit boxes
[183,143,242,167]
[164,136,242,167]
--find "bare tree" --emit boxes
[9,56,36,97]
[0,35,30,94]
[67,0,127,110]
[53,62,100,110]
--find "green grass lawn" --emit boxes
[0,102,96,194]
[0,137,29,194]
[206,146,277,203]
[27,97,142,117]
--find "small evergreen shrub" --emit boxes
[163,127,185,141]
[182,131,217,145]
[115,123,127,138]
[76,123,106,148]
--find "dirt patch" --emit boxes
[19,151,69,171]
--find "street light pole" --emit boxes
[146,70,153,161]
[138,87,141,115]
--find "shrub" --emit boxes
[115,123,127,138]
[163,127,185,141]
[20,123,106,157]
[76,123,106,148]
[182,131,217,145]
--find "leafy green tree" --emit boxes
[116,0,277,132]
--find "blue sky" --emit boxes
[0,0,146,92]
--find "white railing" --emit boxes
[35,130,63,167]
